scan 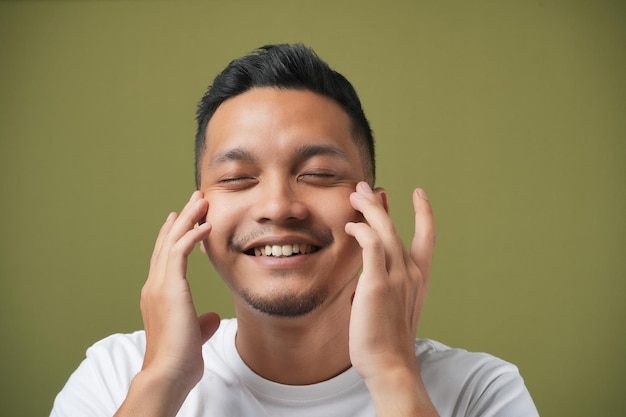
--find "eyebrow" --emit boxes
[208,143,349,168]
[208,147,256,167]
[296,144,349,162]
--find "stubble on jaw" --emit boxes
[226,226,335,318]
[239,286,329,318]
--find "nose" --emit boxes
[251,178,309,224]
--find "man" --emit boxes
[51,44,538,416]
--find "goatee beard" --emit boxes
[240,287,328,318]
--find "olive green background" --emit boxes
[1,1,624,416]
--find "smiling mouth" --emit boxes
[245,244,320,257]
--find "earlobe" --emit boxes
[373,187,389,213]
[200,239,208,254]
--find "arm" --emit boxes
[345,182,439,417]
[115,191,220,417]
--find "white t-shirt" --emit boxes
[51,319,538,417]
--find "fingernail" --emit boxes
[416,188,428,200]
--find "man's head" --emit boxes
[195,45,383,320]
[195,43,375,188]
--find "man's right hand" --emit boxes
[115,191,220,417]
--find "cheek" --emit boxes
[318,197,363,248]
[336,196,365,224]
[327,187,357,211]
[204,192,246,224]
[203,196,241,251]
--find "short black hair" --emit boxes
[194,43,375,188]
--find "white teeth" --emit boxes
[252,243,313,257]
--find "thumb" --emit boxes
[198,312,221,344]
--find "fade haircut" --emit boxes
[194,43,375,188]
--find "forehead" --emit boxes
[202,88,360,164]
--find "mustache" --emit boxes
[228,225,335,252]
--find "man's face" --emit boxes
[198,87,367,318]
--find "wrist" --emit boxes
[115,368,198,417]
[364,367,439,417]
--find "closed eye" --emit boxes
[220,176,255,183]
[218,176,258,190]
[298,172,338,185]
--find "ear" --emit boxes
[373,187,390,214]
[200,238,208,254]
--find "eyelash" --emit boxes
[297,172,338,185]
[220,172,335,180]
[217,171,338,190]
[300,172,335,178]
[219,176,254,183]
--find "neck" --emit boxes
[234,296,353,385]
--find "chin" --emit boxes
[239,287,329,318]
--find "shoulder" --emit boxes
[78,331,147,392]
[415,339,538,417]
[86,330,147,366]
[52,321,240,417]
[416,338,519,372]
[82,318,237,371]
[415,338,521,386]
[85,318,237,368]
[51,331,147,416]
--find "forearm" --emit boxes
[366,367,439,417]
[114,368,196,417]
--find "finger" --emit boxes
[345,221,387,280]
[163,221,212,281]
[172,222,212,257]
[349,182,405,268]
[150,212,178,270]
[149,192,209,287]
[152,191,203,263]
[409,188,436,278]
[164,192,209,246]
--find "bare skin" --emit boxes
[115,88,438,416]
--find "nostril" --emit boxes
[252,198,310,223]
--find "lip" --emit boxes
[246,246,322,269]
[242,234,325,253]
[238,233,326,270]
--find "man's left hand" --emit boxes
[345,181,438,416]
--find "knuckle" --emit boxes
[362,231,383,250]
[362,278,391,299]
[169,240,188,258]
[140,283,157,301]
